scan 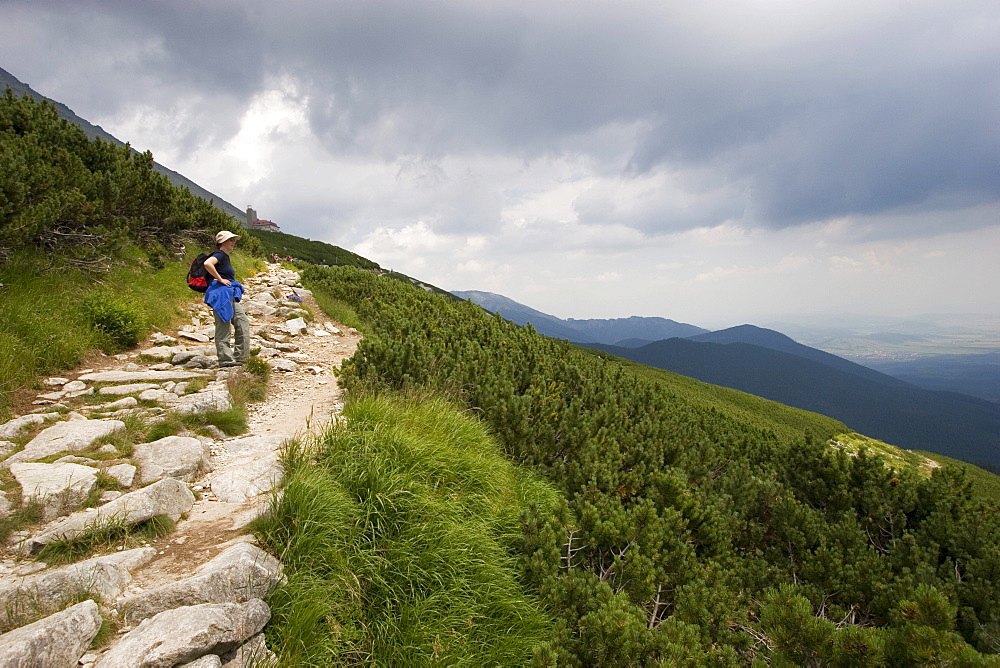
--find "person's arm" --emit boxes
[203,255,232,286]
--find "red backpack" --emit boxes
[187,254,211,292]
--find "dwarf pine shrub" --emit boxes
[79,292,146,350]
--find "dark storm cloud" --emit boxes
[252,0,1000,232]
[3,0,998,236]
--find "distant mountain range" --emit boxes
[1,66,246,225]
[451,290,708,344]
[457,290,1000,468]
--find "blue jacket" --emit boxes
[204,280,244,323]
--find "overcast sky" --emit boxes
[2,0,998,327]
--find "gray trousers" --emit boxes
[213,299,250,365]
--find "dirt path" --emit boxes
[112,264,361,605]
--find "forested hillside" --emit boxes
[304,264,1000,664]
[0,90,259,415]
[588,337,1000,469]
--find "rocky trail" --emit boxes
[0,263,359,667]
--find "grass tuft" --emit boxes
[35,513,175,565]
[255,393,556,665]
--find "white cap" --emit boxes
[216,230,240,244]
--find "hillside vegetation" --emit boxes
[302,264,1000,664]
[247,229,379,270]
[589,337,1000,469]
[0,91,268,416]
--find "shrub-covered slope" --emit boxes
[304,264,1000,664]
[0,91,260,415]
[588,337,1000,469]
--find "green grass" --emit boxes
[0,244,264,420]
[226,362,269,404]
[35,514,175,565]
[0,501,43,545]
[146,406,248,441]
[254,392,558,666]
[311,292,364,331]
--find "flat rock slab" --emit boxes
[96,599,270,667]
[98,383,161,396]
[26,478,195,552]
[211,453,283,504]
[0,600,102,668]
[134,436,212,486]
[120,543,283,623]
[0,548,154,630]
[0,413,59,440]
[4,419,125,467]
[10,462,98,521]
[218,434,290,456]
[78,370,209,383]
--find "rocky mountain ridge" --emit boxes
[0,263,359,666]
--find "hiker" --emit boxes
[203,230,250,368]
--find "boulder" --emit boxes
[133,436,212,486]
[120,543,283,623]
[172,351,199,365]
[10,462,98,521]
[184,355,216,369]
[211,452,283,503]
[220,632,277,667]
[243,302,277,317]
[4,419,125,467]
[0,600,102,668]
[283,317,307,336]
[105,463,137,488]
[174,389,232,415]
[26,478,195,552]
[101,396,139,411]
[138,388,181,404]
[266,359,298,373]
[0,548,154,630]
[183,656,223,667]
[95,599,270,668]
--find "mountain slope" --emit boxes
[0,66,246,225]
[566,315,708,344]
[587,338,1000,467]
[451,290,708,343]
[451,290,590,341]
[687,324,913,388]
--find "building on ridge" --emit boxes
[245,205,281,233]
